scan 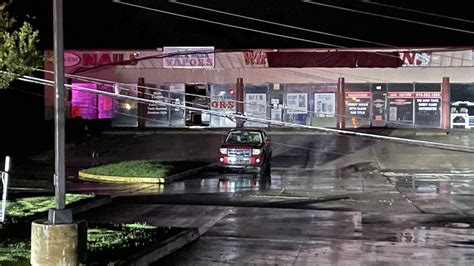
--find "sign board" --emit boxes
[399,52,431,67]
[314,93,335,117]
[245,93,268,127]
[286,93,308,114]
[163,47,215,68]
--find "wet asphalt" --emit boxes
[8,130,474,264]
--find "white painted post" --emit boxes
[1,156,11,223]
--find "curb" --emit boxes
[120,228,200,265]
[78,171,165,184]
[78,163,213,184]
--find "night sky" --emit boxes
[7,0,474,50]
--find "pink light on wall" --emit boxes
[71,83,98,120]
[98,85,113,119]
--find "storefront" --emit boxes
[43,47,474,129]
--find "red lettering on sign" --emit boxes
[83,54,97,66]
[211,101,236,109]
[401,52,415,65]
[97,54,112,65]
[243,51,267,65]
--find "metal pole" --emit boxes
[236,78,244,127]
[337,77,345,129]
[53,0,65,210]
[441,77,450,129]
[49,0,72,224]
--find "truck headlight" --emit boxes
[252,149,261,155]
[219,148,227,155]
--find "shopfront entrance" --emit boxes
[185,84,209,126]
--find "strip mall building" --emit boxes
[44,47,474,129]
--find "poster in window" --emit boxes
[286,93,307,114]
[245,93,267,127]
[314,93,335,117]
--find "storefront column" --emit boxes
[137,77,146,128]
[441,77,450,129]
[236,78,244,127]
[337,77,345,129]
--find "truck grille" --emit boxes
[228,149,251,157]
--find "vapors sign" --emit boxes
[164,47,215,68]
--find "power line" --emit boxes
[170,0,471,63]
[18,73,474,152]
[112,0,343,48]
[36,68,456,131]
[170,0,390,47]
[7,83,354,156]
[362,0,474,24]
[302,0,474,35]
[114,1,471,65]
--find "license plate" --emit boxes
[229,157,250,164]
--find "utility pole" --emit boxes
[49,0,72,224]
[31,1,81,264]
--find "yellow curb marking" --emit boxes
[78,171,165,184]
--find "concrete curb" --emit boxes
[78,163,213,184]
[78,171,165,184]
[120,228,200,265]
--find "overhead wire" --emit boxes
[168,0,467,61]
[113,0,472,68]
[301,0,474,35]
[112,0,344,48]
[108,1,474,132]
[5,82,360,156]
[169,0,470,63]
[361,0,474,24]
[36,68,463,132]
[15,73,474,152]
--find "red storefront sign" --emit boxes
[414,92,441,98]
[211,101,235,109]
[345,92,371,98]
[82,53,139,66]
[388,92,414,98]
[388,92,441,98]
[243,50,267,65]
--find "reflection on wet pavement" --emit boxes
[68,167,376,196]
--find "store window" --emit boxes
[210,83,236,128]
[111,83,138,127]
[345,83,371,128]
[414,83,441,127]
[244,84,270,127]
[169,84,186,127]
[450,83,474,129]
[387,83,414,127]
[144,84,169,128]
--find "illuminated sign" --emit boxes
[64,52,81,67]
[399,52,431,67]
[211,100,235,109]
[345,92,371,98]
[243,50,267,65]
[163,47,214,68]
[81,53,138,66]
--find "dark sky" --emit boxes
[8,0,474,50]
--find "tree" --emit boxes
[0,2,41,89]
